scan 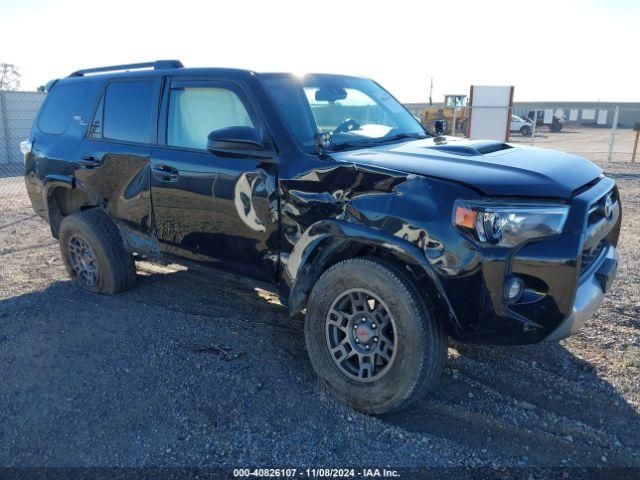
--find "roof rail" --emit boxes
[68,60,184,77]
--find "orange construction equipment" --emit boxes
[420,94,470,136]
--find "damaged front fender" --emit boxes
[278,156,482,336]
[284,219,463,334]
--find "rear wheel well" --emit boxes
[48,187,98,237]
[289,239,452,334]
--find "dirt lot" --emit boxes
[509,124,638,164]
[1,132,639,474]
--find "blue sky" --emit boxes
[0,0,637,102]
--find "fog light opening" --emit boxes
[505,276,524,304]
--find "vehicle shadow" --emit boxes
[91,262,640,466]
[154,260,302,318]
[1,262,638,468]
[0,264,311,466]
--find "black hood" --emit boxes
[330,137,602,198]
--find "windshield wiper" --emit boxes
[369,133,429,145]
[325,133,428,152]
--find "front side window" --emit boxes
[167,86,254,150]
[95,80,156,143]
[260,74,427,152]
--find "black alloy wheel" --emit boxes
[325,288,397,382]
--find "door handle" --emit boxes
[78,156,102,168]
[152,164,179,181]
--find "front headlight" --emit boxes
[453,200,569,247]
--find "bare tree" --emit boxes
[0,63,21,91]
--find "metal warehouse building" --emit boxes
[405,101,640,128]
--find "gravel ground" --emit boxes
[1,143,639,475]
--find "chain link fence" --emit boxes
[510,105,640,166]
[0,90,45,198]
[606,106,640,164]
[405,103,640,171]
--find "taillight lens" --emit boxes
[20,139,32,155]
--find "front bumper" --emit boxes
[544,244,618,342]
[442,176,621,345]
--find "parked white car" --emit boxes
[510,115,533,136]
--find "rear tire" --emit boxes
[520,125,531,136]
[59,209,137,294]
[305,257,446,414]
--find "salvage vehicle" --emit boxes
[23,61,621,414]
[510,114,533,136]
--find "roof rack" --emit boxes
[68,60,184,77]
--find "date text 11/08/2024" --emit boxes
[233,468,400,477]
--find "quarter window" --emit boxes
[92,80,156,143]
[167,86,254,150]
[38,82,89,135]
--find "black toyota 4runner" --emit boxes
[24,61,621,414]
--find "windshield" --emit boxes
[260,73,428,152]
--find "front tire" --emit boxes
[305,258,446,414]
[59,209,137,294]
[520,125,531,136]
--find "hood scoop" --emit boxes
[427,141,513,156]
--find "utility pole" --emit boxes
[429,77,433,106]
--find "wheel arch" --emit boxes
[43,176,100,238]
[285,220,461,336]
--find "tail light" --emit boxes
[20,139,32,155]
[20,139,32,164]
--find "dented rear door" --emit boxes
[75,77,162,255]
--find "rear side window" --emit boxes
[38,83,89,134]
[91,80,156,143]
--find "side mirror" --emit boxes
[434,119,447,135]
[207,126,272,159]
